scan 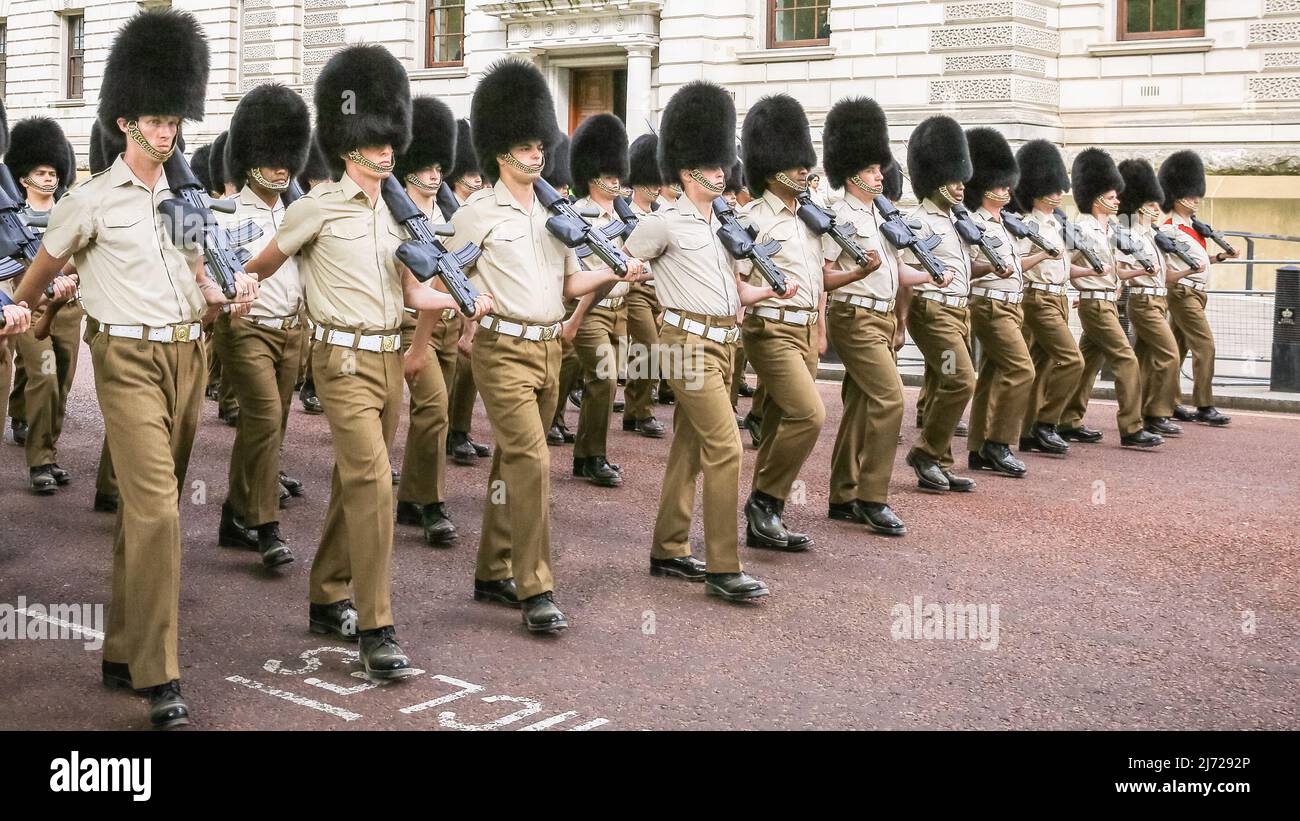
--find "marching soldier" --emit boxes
[821,97,948,535]
[964,128,1034,478]
[567,113,633,487]
[392,95,460,545]
[1158,150,1234,426]
[213,82,314,568]
[1015,140,1083,456]
[723,160,755,423]
[12,8,260,727]
[620,132,668,439]
[294,130,332,416]
[206,129,240,427]
[901,116,977,493]
[545,134,585,448]
[1116,159,1183,437]
[449,60,638,632]
[4,116,81,493]
[1059,149,1163,448]
[444,118,493,463]
[246,45,490,673]
[623,80,778,600]
[738,93,837,551]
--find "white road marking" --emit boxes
[570,718,611,731]
[399,675,484,714]
[438,695,542,731]
[518,711,578,731]
[16,607,104,640]
[226,675,362,722]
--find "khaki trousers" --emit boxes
[0,337,12,434]
[574,304,623,459]
[826,302,903,505]
[13,302,83,467]
[309,339,403,631]
[1127,293,1179,418]
[623,282,661,421]
[742,313,826,500]
[1062,298,1143,436]
[906,297,975,469]
[729,340,749,408]
[220,315,303,526]
[7,342,24,421]
[472,327,561,599]
[91,332,205,689]
[1020,289,1084,435]
[448,332,478,435]
[968,296,1035,451]
[1167,284,1216,408]
[84,317,118,496]
[397,316,450,506]
[651,318,743,572]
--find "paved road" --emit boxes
[1,346,1296,730]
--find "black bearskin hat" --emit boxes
[1014,139,1070,207]
[97,9,208,144]
[822,97,892,190]
[657,81,736,186]
[741,93,817,197]
[226,83,312,186]
[725,160,746,195]
[470,60,561,184]
[298,130,331,188]
[88,120,110,175]
[965,127,1019,208]
[882,161,905,202]
[543,133,572,190]
[1118,158,1164,216]
[314,44,412,176]
[395,96,457,180]
[6,118,75,191]
[627,133,659,188]
[1157,150,1206,213]
[210,131,234,192]
[1071,148,1124,213]
[570,113,629,198]
[907,116,972,202]
[448,120,480,185]
[190,145,214,193]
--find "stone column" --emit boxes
[624,43,655,138]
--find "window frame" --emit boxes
[425,0,466,68]
[766,0,831,50]
[66,13,86,100]
[1117,0,1206,42]
[0,22,8,100]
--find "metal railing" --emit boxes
[1221,230,1300,291]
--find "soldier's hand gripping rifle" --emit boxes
[157,151,251,300]
[1110,221,1157,274]
[1189,215,1237,257]
[0,162,43,276]
[951,203,1011,274]
[712,196,789,296]
[1055,208,1106,274]
[534,176,631,276]
[380,174,482,317]
[794,192,871,267]
[1001,209,1061,257]
[873,195,947,285]
[1153,227,1201,270]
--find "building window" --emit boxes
[768,0,831,49]
[66,14,85,99]
[0,23,7,99]
[426,0,465,67]
[1118,0,1205,41]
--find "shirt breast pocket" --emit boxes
[768,222,797,244]
[490,224,527,243]
[677,231,712,252]
[97,212,153,258]
[326,219,369,241]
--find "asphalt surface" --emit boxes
[0,344,1297,731]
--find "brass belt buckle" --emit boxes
[381,334,397,352]
[441,308,456,321]
[173,324,191,342]
[540,324,557,341]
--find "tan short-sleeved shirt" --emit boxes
[1114,222,1167,289]
[623,192,740,317]
[739,190,822,311]
[445,179,579,324]
[655,193,679,212]
[223,185,302,320]
[820,193,901,301]
[904,198,971,298]
[970,207,1024,293]
[40,155,206,326]
[1017,209,1069,287]
[1071,213,1119,292]
[574,196,629,300]
[1161,212,1212,286]
[274,172,407,331]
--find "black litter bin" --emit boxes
[1272,265,1300,392]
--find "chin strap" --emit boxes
[848,174,883,196]
[346,150,393,174]
[1177,197,1198,213]
[1095,197,1119,214]
[499,152,544,176]
[1139,205,1161,220]
[938,184,963,206]
[1042,194,1063,209]
[775,171,808,193]
[987,190,1011,205]
[687,169,724,194]
[405,173,440,193]
[249,168,290,191]
[593,177,623,197]
[126,120,176,163]
[22,176,58,195]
